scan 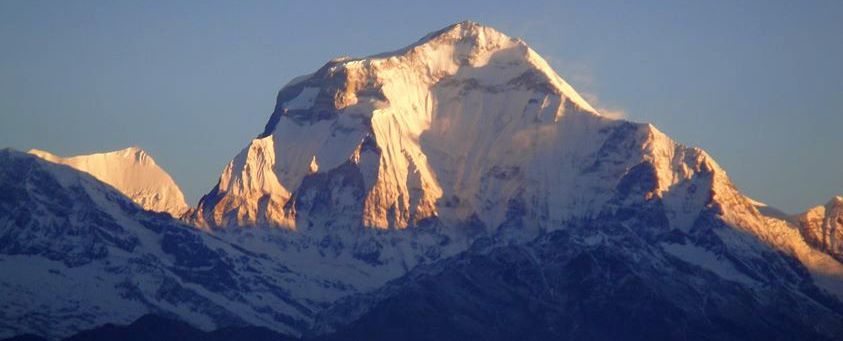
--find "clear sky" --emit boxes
[1,0,840,213]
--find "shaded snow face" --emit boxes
[313,222,843,341]
[28,147,189,217]
[0,150,352,339]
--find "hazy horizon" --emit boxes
[1,0,841,213]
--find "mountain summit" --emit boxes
[187,19,843,295]
[29,147,188,216]
[192,21,636,230]
[183,21,843,332]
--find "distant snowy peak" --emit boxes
[29,146,188,216]
[797,196,843,262]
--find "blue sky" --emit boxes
[1,0,840,213]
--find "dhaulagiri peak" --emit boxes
[195,20,735,231]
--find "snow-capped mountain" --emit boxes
[29,147,189,216]
[190,21,737,240]
[0,149,353,339]
[3,21,843,340]
[190,20,843,305]
[193,21,602,230]
[798,196,843,263]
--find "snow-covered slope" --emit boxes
[798,196,843,263]
[315,226,843,340]
[0,149,352,339]
[29,147,189,216]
